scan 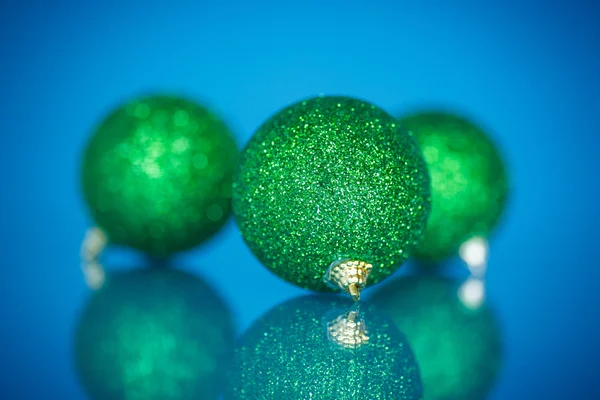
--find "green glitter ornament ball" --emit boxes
[81,95,238,257]
[74,267,235,400]
[225,295,423,400]
[398,111,509,262]
[233,96,431,293]
[371,276,503,400]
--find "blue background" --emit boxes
[1,1,598,398]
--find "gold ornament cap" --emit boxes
[324,259,373,301]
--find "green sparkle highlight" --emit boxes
[371,276,503,400]
[74,267,235,400]
[233,96,431,291]
[81,95,238,257]
[398,111,509,261]
[225,295,423,400]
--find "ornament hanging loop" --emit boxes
[347,283,361,302]
[324,259,373,301]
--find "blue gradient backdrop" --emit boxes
[1,1,598,399]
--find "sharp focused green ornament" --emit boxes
[233,96,431,299]
[398,111,509,262]
[225,295,423,400]
[81,95,238,257]
[74,267,235,400]
[371,276,503,400]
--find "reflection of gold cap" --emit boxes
[326,309,370,349]
[81,260,106,290]
[325,259,373,301]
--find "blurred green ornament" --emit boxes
[81,95,238,257]
[398,111,509,262]
[233,96,431,299]
[74,267,235,400]
[225,295,422,400]
[371,276,503,400]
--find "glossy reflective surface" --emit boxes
[225,295,422,400]
[1,2,598,399]
[74,266,234,400]
[371,276,503,400]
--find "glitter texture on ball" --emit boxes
[74,267,235,400]
[225,295,423,400]
[371,276,503,400]
[398,111,509,262]
[81,95,238,257]
[233,96,431,294]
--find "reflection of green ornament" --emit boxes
[74,267,235,400]
[81,95,238,257]
[225,295,423,400]
[398,112,509,261]
[233,96,431,299]
[371,276,503,400]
